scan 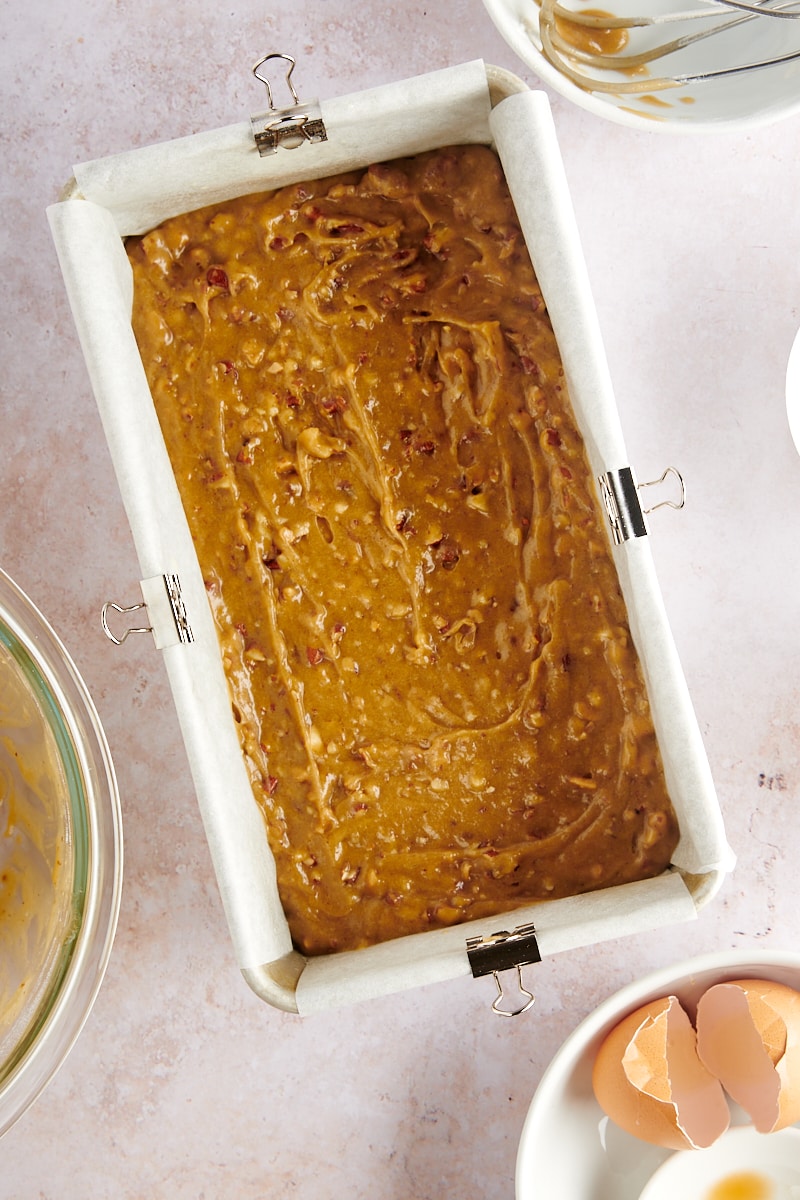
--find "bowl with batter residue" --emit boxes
[0,567,122,1137]
[483,0,800,133]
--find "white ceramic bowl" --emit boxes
[0,568,123,1137]
[515,949,800,1199]
[483,0,800,133]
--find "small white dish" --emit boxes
[787,326,800,458]
[638,1126,800,1199]
[515,949,800,1199]
[482,0,800,133]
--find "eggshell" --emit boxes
[592,995,730,1150]
[696,977,800,1133]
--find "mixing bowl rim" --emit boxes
[0,566,123,1138]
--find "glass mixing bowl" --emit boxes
[0,566,122,1137]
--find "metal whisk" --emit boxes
[537,0,800,94]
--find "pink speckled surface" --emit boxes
[2,2,800,1197]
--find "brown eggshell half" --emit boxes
[592,995,730,1150]
[696,977,800,1133]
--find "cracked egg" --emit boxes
[592,979,800,1150]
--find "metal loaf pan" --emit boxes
[48,57,734,1016]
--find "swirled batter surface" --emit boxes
[128,145,678,955]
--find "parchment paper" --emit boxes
[47,61,734,1012]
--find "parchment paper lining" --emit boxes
[47,61,733,1012]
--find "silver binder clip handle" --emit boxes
[490,966,536,1018]
[254,51,302,110]
[639,466,686,516]
[250,52,327,156]
[101,599,152,646]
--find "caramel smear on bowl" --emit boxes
[128,145,678,956]
[553,7,629,57]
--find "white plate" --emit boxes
[482,0,800,133]
[787,326,800,458]
[515,949,800,1200]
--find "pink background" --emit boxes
[2,2,799,1196]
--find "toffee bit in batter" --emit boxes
[128,144,679,957]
